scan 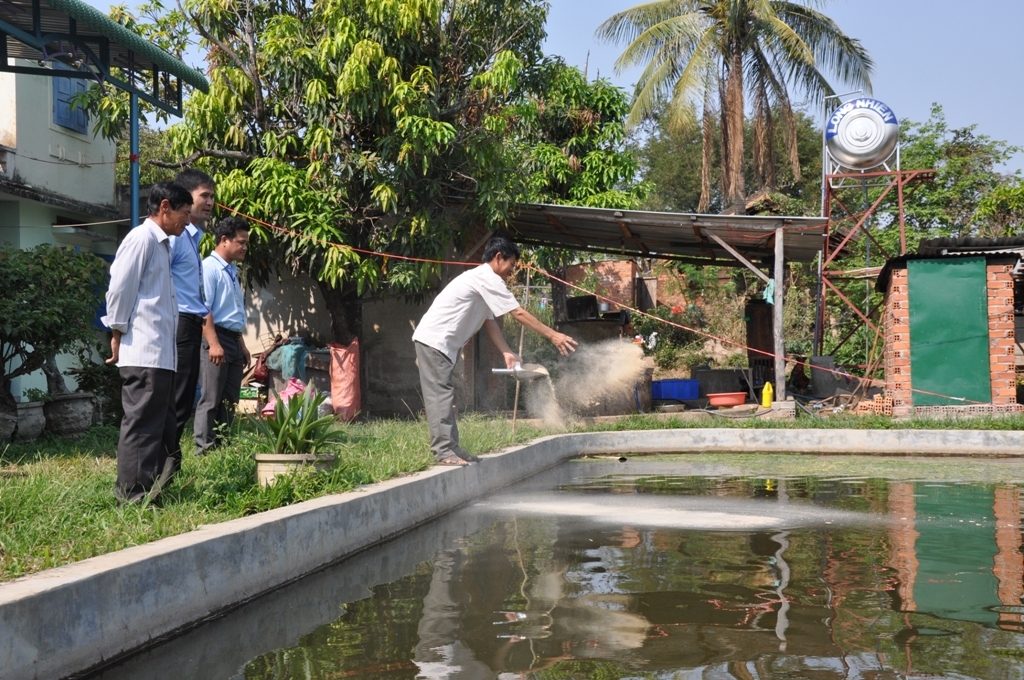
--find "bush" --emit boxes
[0,246,107,414]
[633,305,705,370]
[68,344,124,426]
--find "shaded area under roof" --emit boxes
[507,203,830,265]
[0,0,208,113]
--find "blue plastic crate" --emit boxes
[652,379,700,401]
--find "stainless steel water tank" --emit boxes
[825,98,899,169]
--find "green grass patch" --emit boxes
[2,409,1022,581]
[0,415,542,581]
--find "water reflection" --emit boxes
[97,459,1024,680]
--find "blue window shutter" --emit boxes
[52,65,89,134]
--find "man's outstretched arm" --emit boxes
[509,307,577,355]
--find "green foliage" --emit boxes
[22,388,50,404]
[518,65,651,208]
[0,415,544,580]
[598,0,872,209]
[246,386,348,454]
[976,178,1024,236]
[69,344,124,426]
[875,104,1023,242]
[114,124,177,186]
[639,105,823,214]
[0,246,108,412]
[633,304,705,370]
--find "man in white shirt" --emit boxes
[102,182,192,504]
[168,169,216,471]
[194,217,251,453]
[412,236,576,466]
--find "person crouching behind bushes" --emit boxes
[411,235,577,467]
[103,181,193,504]
[194,216,251,453]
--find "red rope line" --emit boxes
[219,203,987,406]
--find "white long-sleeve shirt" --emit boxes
[101,218,178,370]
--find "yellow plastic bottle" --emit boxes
[761,381,774,408]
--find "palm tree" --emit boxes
[598,0,872,212]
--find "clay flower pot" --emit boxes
[44,392,95,438]
[254,453,336,487]
[15,401,45,441]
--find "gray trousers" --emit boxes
[171,313,204,468]
[415,341,464,461]
[194,328,244,453]
[117,367,177,502]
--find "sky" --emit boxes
[544,0,1024,172]
[83,0,1023,172]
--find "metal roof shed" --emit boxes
[0,0,210,225]
[507,203,831,402]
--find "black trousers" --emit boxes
[116,367,177,502]
[194,327,244,453]
[172,313,204,467]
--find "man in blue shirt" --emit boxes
[195,217,251,453]
[168,169,216,468]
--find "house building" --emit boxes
[0,64,121,399]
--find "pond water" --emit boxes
[96,455,1024,679]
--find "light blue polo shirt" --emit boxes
[168,224,209,317]
[202,251,246,333]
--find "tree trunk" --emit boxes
[42,353,70,395]
[316,280,362,344]
[699,95,714,213]
[722,48,745,213]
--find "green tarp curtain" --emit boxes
[908,257,991,406]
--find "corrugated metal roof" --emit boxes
[1,0,208,92]
[507,203,830,264]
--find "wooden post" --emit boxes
[774,227,786,402]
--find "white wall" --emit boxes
[0,66,119,402]
[2,63,116,209]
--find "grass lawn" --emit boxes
[0,415,543,581]
[2,409,1023,582]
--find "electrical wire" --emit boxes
[215,202,990,406]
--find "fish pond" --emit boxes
[96,454,1024,679]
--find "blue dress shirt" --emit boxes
[168,224,209,316]
[202,251,246,333]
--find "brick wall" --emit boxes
[884,267,913,415]
[884,260,1018,413]
[565,260,639,309]
[988,262,1017,405]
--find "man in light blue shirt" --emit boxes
[168,169,215,469]
[195,217,251,452]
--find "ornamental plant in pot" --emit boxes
[0,246,107,440]
[247,385,347,487]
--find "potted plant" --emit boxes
[0,246,107,440]
[249,385,347,487]
[14,388,48,441]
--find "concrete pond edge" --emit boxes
[4,426,1024,680]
